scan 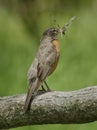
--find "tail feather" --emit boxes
[24,78,39,112]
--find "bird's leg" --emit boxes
[41,81,51,91]
[44,81,51,91]
[41,85,46,91]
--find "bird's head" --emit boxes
[42,28,59,40]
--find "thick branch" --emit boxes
[0,86,97,129]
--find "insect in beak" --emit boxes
[58,16,76,37]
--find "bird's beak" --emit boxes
[58,28,64,37]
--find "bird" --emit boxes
[24,16,76,113]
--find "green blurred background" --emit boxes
[0,0,97,129]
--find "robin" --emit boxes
[24,16,76,112]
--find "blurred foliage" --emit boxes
[0,0,97,130]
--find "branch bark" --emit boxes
[0,86,97,129]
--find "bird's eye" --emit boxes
[53,29,57,34]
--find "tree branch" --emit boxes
[0,86,97,129]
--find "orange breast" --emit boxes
[53,39,60,54]
[48,39,60,76]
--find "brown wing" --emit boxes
[37,40,59,81]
